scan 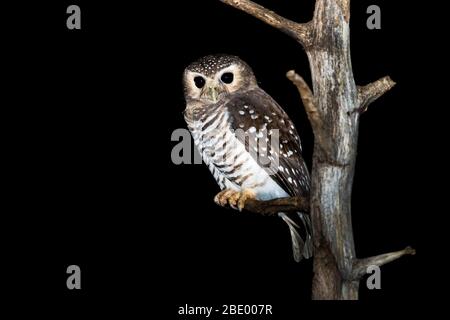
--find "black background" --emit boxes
[3,0,443,316]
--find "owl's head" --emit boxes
[183,54,257,103]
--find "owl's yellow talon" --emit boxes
[214,189,256,211]
[228,192,240,210]
[214,189,236,207]
[237,189,256,211]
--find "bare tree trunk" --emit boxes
[219,0,414,300]
[306,0,359,299]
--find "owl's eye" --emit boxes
[194,76,206,88]
[221,72,234,84]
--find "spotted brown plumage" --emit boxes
[183,54,312,261]
[225,89,310,198]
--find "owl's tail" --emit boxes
[279,212,313,262]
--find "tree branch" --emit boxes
[352,246,416,279]
[286,70,321,130]
[238,196,309,216]
[286,70,332,154]
[219,0,312,46]
[357,76,396,113]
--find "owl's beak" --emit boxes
[207,86,219,103]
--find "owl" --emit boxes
[183,54,312,262]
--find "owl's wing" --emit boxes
[226,88,310,197]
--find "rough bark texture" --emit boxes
[307,0,360,299]
[220,0,414,300]
[244,196,310,216]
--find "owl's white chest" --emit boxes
[189,109,288,201]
